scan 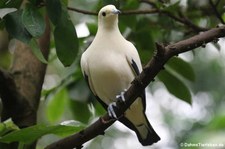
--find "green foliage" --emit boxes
[4,10,32,43]
[0,122,84,144]
[0,119,19,137]
[162,1,180,14]
[69,100,92,124]
[0,0,22,8]
[28,39,48,63]
[1,0,225,148]
[46,0,79,66]
[3,7,47,63]
[206,114,225,131]
[129,18,155,64]
[22,3,46,38]
[166,57,195,82]
[53,6,79,66]
[46,0,62,25]
[158,70,192,104]
[2,0,79,66]
[0,19,5,30]
[47,88,68,123]
[0,51,11,69]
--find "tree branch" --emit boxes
[0,15,50,149]
[0,68,32,126]
[45,25,225,149]
[162,10,209,32]
[67,6,97,15]
[66,4,208,32]
[67,6,159,15]
[140,0,209,32]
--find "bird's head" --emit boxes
[98,5,121,29]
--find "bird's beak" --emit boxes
[112,9,121,15]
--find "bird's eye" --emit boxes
[102,12,106,17]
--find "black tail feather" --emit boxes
[119,114,160,146]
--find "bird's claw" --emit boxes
[116,89,127,102]
[108,90,127,119]
[108,102,118,119]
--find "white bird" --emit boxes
[80,5,160,146]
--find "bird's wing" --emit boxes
[125,43,146,110]
[80,53,108,109]
[80,54,95,93]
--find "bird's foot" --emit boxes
[108,90,127,119]
[108,102,118,119]
[116,89,127,102]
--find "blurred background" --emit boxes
[1,0,225,148]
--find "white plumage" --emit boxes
[80,5,160,146]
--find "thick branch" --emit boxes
[45,25,225,149]
[0,69,32,125]
[0,16,50,149]
[0,16,50,127]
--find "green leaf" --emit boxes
[28,38,48,63]
[54,6,79,66]
[86,23,97,36]
[121,0,139,9]
[0,119,19,136]
[120,15,137,29]
[103,0,120,7]
[47,88,68,123]
[0,18,5,30]
[222,13,225,23]
[0,0,23,8]
[94,100,106,116]
[206,114,225,131]
[22,4,46,38]
[158,70,192,104]
[4,10,32,43]
[163,1,180,14]
[166,57,195,81]
[129,18,155,64]
[46,0,62,25]
[28,0,37,5]
[69,100,91,124]
[0,123,84,144]
[0,50,11,69]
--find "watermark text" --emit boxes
[180,142,224,148]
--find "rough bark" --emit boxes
[0,16,50,149]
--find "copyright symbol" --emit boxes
[180,143,184,147]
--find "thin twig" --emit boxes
[67,6,159,15]
[67,6,97,15]
[209,0,225,24]
[67,5,208,32]
[139,0,209,32]
[121,9,158,15]
[215,0,221,7]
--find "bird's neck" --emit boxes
[97,19,122,38]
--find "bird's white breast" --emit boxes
[86,43,134,104]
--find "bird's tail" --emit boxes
[135,114,160,146]
[119,113,160,146]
